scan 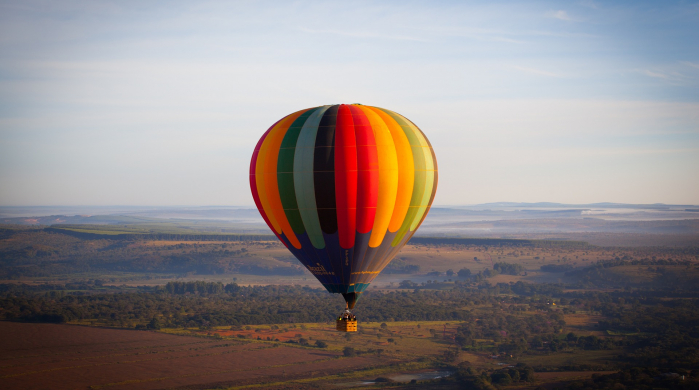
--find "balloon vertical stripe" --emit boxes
[356,106,398,248]
[334,105,358,249]
[278,109,317,234]
[367,107,414,233]
[314,106,339,235]
[295,106,330,249]
[251,121,283,244]
[260,110,307,249]
[350,105,379,235]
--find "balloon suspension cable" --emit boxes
[342,292,361,309]
[336,301,358,332]
[339,301,356,321]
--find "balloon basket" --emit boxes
[336,318,357,332]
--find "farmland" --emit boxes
[1,225,695,287]
[1,222,699,389]
[0,321,380,390]
[0,317,626,390]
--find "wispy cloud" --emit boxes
[456,33,525,44]
[511,65,566,78]
[636,68,693,85]
[527,30,600,39]
[643,69,671,79]
[579,0,598,9]
[487,36,526,44]
[1,0,697,205]
[547,10,572,21]
[420,26,527,44]
[298,27,429,42]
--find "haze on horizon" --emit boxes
[1,0,698,207]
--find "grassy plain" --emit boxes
[0,322,380,390]
[2,224,699,389]
[0,316,619,390]
[2,224,696,288]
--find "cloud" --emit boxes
[298,27,429,42]
[579,0,598,9]
[642,69,671,79]
[511,65,566,78]
[1,0,698,205]
[417,26,528,44]
[636,68,693,85]
[547,10,572,21]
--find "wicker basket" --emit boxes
[336,318,358,332]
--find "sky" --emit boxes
[1,0,698,206]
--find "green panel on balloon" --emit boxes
[278,109,317,234]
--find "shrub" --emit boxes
[458,268,472,278]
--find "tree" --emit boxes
[443,348,459,362]
[315,340,327,348]
[399,280,418,289]
[493,262,524,275]
[446,269,454,277]
[491,372,512,385]
[146,317,161,330]
[343,347,356,357]
[458,268,472,278]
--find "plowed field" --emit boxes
[0,322,380,390]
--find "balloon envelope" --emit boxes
[250,104,437,308]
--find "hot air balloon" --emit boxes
[249,104,437,331]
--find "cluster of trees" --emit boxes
[1,284,509,327]
[596,300,699,368]
[540,264,574,272]
[452,363,699,390]
[381,258,420,274]
[563,258,699,290]
[409,236,591,249]
[455,364,536,389]
[49,227,276,242]
[457,268,472,278]
[493,331,619,357]
[454,309,565,353]
[0,230,304,278]
[505,281,564,297]
[451,264,522,282]
[559,367,699,390]
[8,278,657,330]
[492,262,524,275]
[454,267,494,281]
[163,281,240,295]
[3,273,699,382]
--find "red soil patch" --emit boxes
[211,329,316,342]
[529,371,617,389]
[0,322,378,390]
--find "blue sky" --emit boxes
[1,0,698,206]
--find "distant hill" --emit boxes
[458,202,697,210]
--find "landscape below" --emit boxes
[1,209,698,389]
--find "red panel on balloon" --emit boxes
[334,105,358,249]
